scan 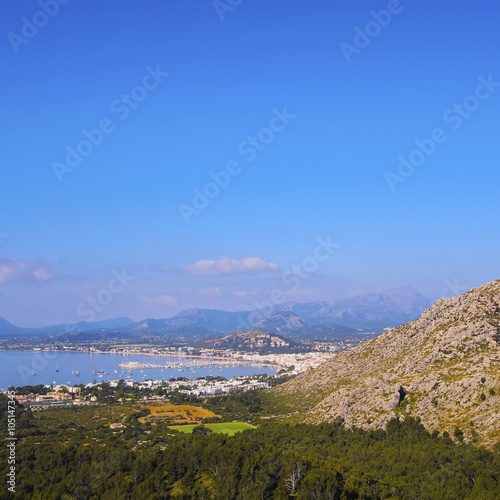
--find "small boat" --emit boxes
[30,371,37,376]
[75,371,80,376]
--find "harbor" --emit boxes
[0,350,275,390]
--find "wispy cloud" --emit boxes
[199,286,222,298]
[140,294,178,306]
[159,294,177,305]
[183,256,280,276]
[0,258,58,283]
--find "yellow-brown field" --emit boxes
[138,402,220,424]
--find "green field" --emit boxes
[169,422,256,435]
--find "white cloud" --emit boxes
[199,286,223,298]
[183,256,279,276]
[0,258,57,283]
[159,294,177,305]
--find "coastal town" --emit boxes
[2,338,364,369]
[7,373,284,411]
[2,342,342,411]
[0,334,369,411]
[1,335,370,411]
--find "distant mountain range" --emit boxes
[0,317,28,336]
[42,317,136,335]
[0,286,434,343]
[272,286,433,330]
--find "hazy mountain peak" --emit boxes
[0,317,22,333]
[254,311,306,333]
[174,308,202,317]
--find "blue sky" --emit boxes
[1,0,499,326]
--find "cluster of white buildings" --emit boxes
[233,351,334,375]
[178,377,269,396]
[80,375,269,396]
[82,374,270,396]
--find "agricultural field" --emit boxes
[33,404,136,431]
[138,402,219,424]
[169,422,257,435]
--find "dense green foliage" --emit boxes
[203,390,267,424]
[1,390,500,499]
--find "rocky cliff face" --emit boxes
[271,279,500,445]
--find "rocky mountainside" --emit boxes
[270,279,500,445]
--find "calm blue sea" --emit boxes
[0,351,275,390]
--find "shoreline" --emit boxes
[0,348,286,370]
[0,349,282,390]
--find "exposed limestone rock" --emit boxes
[271,279,500,446]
